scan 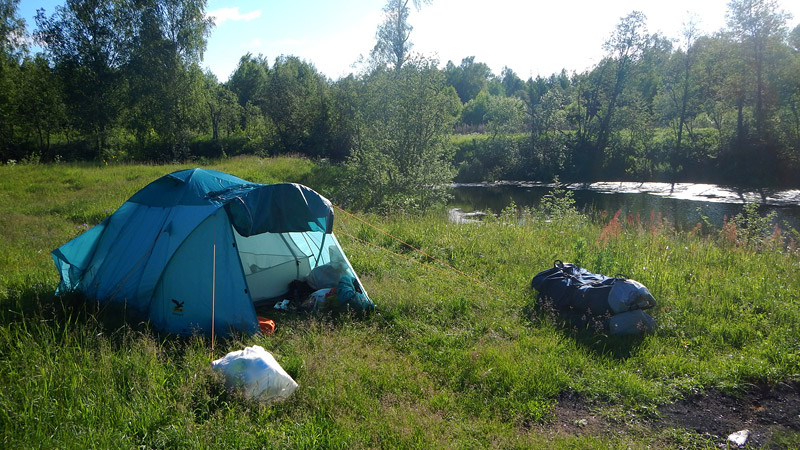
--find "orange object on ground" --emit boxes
[257,316,275,335]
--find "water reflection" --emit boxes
[449,182,800,231]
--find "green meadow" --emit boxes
[1,157,799,449]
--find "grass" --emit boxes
[1,156,799,448]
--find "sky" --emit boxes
[17,0,800,82]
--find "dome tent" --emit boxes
[51,168,369,335]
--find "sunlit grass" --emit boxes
[1,157,798,448]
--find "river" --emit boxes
[449,181,800,231]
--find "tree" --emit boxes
[263,56,330,156]
[663,17,701,161]
[0,0,25,158]
[485,94,524,138]
[595,11,649,156]
[501,66,524,97]
[726,0,790,138]
[774,26,800,182]
[692,35,731,149]
[16,55,65,153]
[532,89,569,178]
[460,89,490,126]
[327,75,361,161]
[790,24,800,52]
[563,11,651,180]
[518,76,550,146]
[35,0,137,158]
[445,56,494,103]
[517,75,570,180]
[346,58,461,211]
[1,0,25,56]
[203,71,240,141]
[370,0,430,71]
[565,71,595,146]
[227,53,269,135]
[127,0,213,158]
[228,53,269,108]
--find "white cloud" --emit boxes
[207,7,262,26]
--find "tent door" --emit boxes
[234,230,312,302]
[149,211,258,335]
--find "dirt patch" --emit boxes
[536,381,800,448]
[658,381,800,448]
[533,391,615,437]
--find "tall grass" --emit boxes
[1,157,798,448]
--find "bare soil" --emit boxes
[537,381,800,448]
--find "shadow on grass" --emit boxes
[0,286,249,425]
[522,295,647,360]
[0,285,215,361]
[1,280,374,339]
[0,285,143,333]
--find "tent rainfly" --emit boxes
[52,168,368,335]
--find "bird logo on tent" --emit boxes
[171,299,185,313]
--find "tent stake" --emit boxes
[211,214,217,356]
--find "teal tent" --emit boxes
[52,168,369,335]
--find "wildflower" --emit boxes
[600,210,622,244]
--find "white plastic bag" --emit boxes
[305,246,350,290]
[305,264,342,290]
[211,345,298,401]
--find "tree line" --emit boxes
[452,3,800,187]
[1,0,799,209]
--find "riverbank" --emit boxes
[453,180,800,206]
[1,158,798,448]
[451,181,800,231]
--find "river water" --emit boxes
[449,182,800,231]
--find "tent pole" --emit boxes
[279,233,302,279]
[314,232,327,268]
[211,214,217,356]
